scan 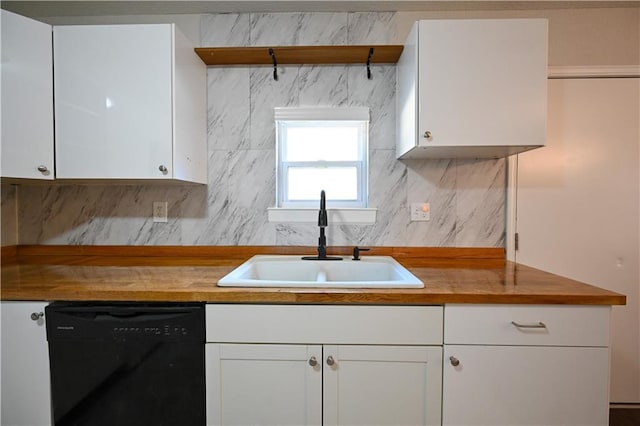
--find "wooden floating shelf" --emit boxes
[194,45,404,66]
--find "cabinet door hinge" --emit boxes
[514,232,520,251]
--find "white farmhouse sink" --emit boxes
[217,255,424,288]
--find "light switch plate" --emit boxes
[410,203,430,221]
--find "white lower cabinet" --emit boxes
[0,301,51,426]
[443,305,611,426]
[207,344,322,425]
[205,305,443,426]
[323,344,442,426]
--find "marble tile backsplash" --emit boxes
[1,184,18,247]
[4,12,505,247]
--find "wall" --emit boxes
[9,11,507,247]
[396,7,640,66]
[0,184,17,247]
[515,77,640,403]
[2,6,638,247]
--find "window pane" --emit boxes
[287,167,358,201]
[284,124,359,162]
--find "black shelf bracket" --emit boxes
[268,48,278,81]
[366,47,374,80]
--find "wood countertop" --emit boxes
[0,246,626,306]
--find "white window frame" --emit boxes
[275,106,370,209]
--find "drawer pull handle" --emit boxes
[449,356,460,367]
[511,321,547,329]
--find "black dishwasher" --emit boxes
[45,302,205,426]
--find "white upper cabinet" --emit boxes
[54,24,206,182]
[1,10,54,180]
[397,19,548,159]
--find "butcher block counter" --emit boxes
[0,245,625,305]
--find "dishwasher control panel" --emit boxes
[112,325,190,336]
[45,302,205,342]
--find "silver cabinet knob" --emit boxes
[30,312,44,321]
[158,165,168,174]
[37,165,48,173]
[449,356,460,367]
[326,356,335,366]
[308,356,318,367]
[423,131,432,140]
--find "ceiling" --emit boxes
[2,0,639,17]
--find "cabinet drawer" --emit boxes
[444,305,609,347]
[207,304,443,345]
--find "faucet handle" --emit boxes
[352,246,370,261]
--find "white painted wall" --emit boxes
[396,7,640,66]
[39,14,201,45]
[514,77,640,403]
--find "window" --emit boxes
[275,107,369,208]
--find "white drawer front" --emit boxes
[445,305,610,347]
[207,304,443,345]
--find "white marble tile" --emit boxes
[181,150,234,245]
[250,13,302,46]
[1,184,18,246]
[275,223,318,246]
[228,206,276,245]
[455,159,506,247]
[348,65,396,149]
[15,185,44,244]
[249,66,298,149]
[37,185,185,245]
[36,185,88,244]
[332,224,375,246]
[299,65,348,107]
[275,223,364,249]
[228,149,276,209]
[347,12,397,45]
[404,158,458,246]
[207,67,250,151]
[201,14,250,46]
[366,149,408,245]
[299,13,348,45]
[226,149,277,244]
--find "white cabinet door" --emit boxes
[397,19,547,159]
[206,343,442,426]
[1,10,54,179]
[323,345,442,426]
[1,301,51,426]
[54,24,172,179]
[206,344,322,426]
[53,24,206,182]
[443,345,610,426]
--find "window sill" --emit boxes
[267,207,377,224]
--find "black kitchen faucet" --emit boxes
[302,190,342,261]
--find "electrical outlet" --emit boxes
[410,203,430,222]
[153,201,168,223]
